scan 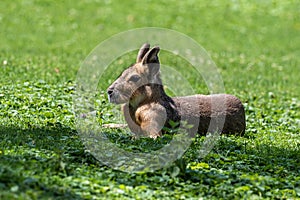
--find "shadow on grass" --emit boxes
[0,125,96,199]
[0,125,299,198]
[211,135,300,176]
[0,124,99,163]
[0,161,82,199]
[109,134,299,197]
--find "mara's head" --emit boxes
[107,43,162,104]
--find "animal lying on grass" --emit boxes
[107,43,246,138]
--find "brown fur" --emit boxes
[107,43,246,138]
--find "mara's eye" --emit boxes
[128,75,140,82]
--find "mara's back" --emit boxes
[171,94,246,135]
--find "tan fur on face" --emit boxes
[107,44,246,138]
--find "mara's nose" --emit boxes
[107,88,114,96]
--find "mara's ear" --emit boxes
[141,46,160,76]
[141,46,160,65]
[136,43,150,63]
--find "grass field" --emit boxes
[0,0,299,199]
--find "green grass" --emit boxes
[0,0,299,199]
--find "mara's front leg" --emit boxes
[136,104,167,139]
[122,104,144,138]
